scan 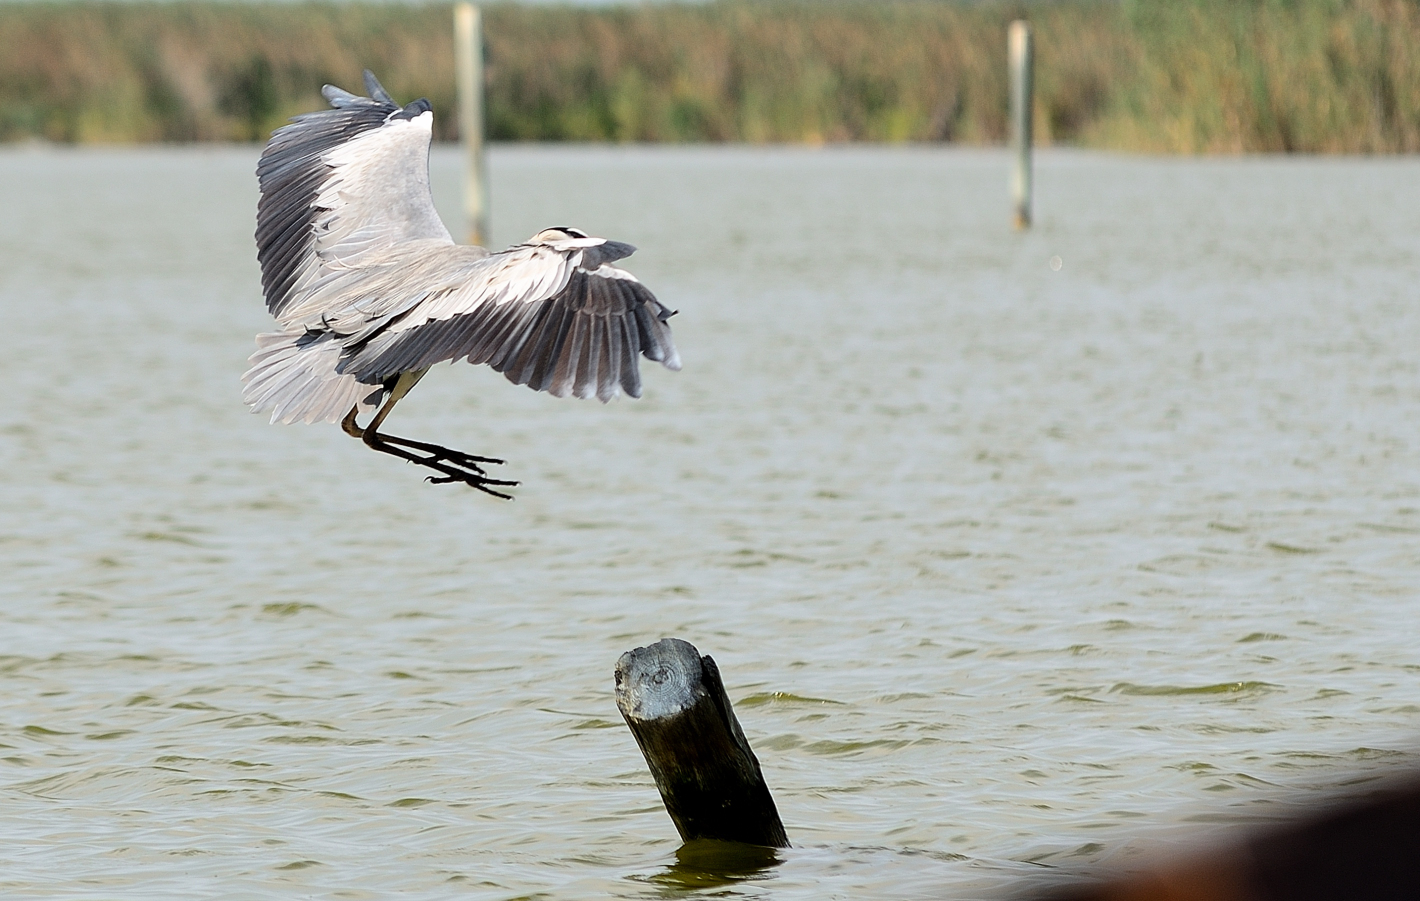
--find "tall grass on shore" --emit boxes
[1110,0,1420,152]
[0,0,1417,152]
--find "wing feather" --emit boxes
[551,310,586,398]
[323,241,678,403]
[255,71,453,326]
[631,286,680,369]
[517,300,575,392]
[467,302,533,367]
[590,314,613,401]
[617,313,642,399]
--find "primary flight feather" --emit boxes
[242,71,680,498]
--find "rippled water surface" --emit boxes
[1,144,1419,898]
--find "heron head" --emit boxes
[530,227,590,243]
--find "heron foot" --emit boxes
[364,432,518,499]
[376,434,505,472]
[422,467,520,500]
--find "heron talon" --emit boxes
[377,433,503,471]
[421,466,519,499]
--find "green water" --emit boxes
[0,145,1418,898]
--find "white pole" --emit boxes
[1008,20,1033,230]
[455,3,489,246]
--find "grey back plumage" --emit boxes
[245,71,679,424]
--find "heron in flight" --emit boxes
[242,71,680,498]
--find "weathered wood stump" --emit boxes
[615,638,789,848]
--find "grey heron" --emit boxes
[242,71,681,498]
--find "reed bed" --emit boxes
[0,0,1416,152]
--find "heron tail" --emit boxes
[242,328,384,425]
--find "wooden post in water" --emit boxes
[1008,19,1034,230]
[615,638,789,848]
[455,2,489,246]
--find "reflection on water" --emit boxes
[644,840,782,892]
[0,144,1418,898]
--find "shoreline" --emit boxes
[1,1,1416,153]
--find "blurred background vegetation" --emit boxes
[0,0,1416,151]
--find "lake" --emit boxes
[1,143,1418,898]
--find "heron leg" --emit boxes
[366,433,504,468]
[342,370,518,499]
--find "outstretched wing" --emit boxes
[320,230,681,403]
[255,70,454,326]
